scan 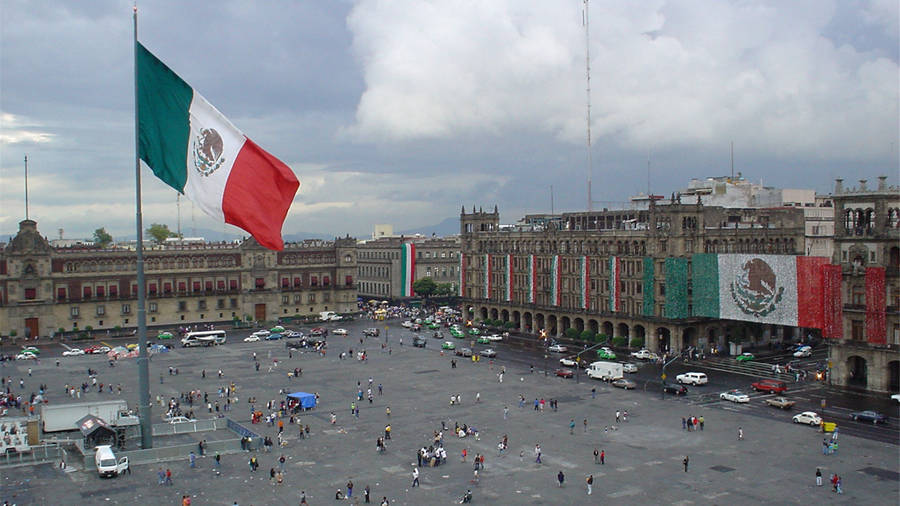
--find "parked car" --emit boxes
[476,337,491,344]
[676,372,708,385]
[555,368,575,379]
[765,397,796,409]
[157,331,174,340]
[611,378,636,389]
[441,341,456,350]
[85,345,111,354]
[620,362,638,373]
[251,330,270,339]
[630,349,658,360]
[332,328,347,336]
[596,347,616,360]
[450,328,466,338]
[309,327,326,337]
[166,416,196,424]
[467,328,481,335]
[412,336,427,348]
[363,328,380,337]
[735,352,755,362]
[283,330,304,339]
[849,410,888,424]
[663,383,688,395]
[548,344,568,353]
[892,393,900,404]
[243,335,260,342]
[401,321,414,328]
[480,348,497,358]
[793,346,812,358]
[559,357,579,368]
[792,411,823,426]
[455,347,473,357]
[264,333,282,340]
[15,353,37,360]
[751,379,787,393]
[719,390,750,403]
[62,348,85,356]
[484,334,504,342]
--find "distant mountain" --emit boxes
[399,217,459,237]
[283,231,335,242]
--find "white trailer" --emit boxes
[586,361,624,381]
[41,400,137,433]
[319,311,342,321]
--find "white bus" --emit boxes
[181,330,227,347]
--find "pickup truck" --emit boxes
[765,396,796,409]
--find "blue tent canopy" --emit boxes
[286,392,316,409]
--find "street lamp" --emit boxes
[540,328,548,376]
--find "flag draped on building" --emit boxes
[136,43,299,251]
[459,253,466,297]
[822,264,843,338]
[579,256,589,309]
[608,256,621,312]
[483,254,491,299]
[866,267,886,344]
[527,255,536,304]
[642,257,655,317]
[400,243,416,297]
[505,254,513,301]
[664,258,688,319]
[550,255,560,306]
[691,253,833,329]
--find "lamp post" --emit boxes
[540,328,548,376]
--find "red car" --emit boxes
[751,379,787,393]
[555,368,575,379]
[84,345,110,354]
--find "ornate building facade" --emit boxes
[459,201,811,355]
[0,220,357,338]
[827,177,900,392]
[356,236,460,300]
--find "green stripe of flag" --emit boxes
[642,257,655,317]
[691,254,719,317]
[137,42,192,192]
[664,257,688,319]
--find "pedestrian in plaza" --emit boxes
[822,439,829,455]
[623,410,628,422]
[189,451,196,469]
[738,427,744,441]
[586,474,593,495]
[165,468,173,485]
[412,467,419,487]
[616,410,621,423]
[835,476,842,494]
[583,418,588,433]
[682,417,687,430]
[269,467,276,482]
[347,480,354,498]
[593,448,599,464]
[591,387,596,399]
[157,467,165,485]
[816,467,822,486]
[699,415,704,430]
[683,456,689,472]
[364,485,371,503]
[461,448,467,462]
[535,444,542,464]
[557,470,565,487]
[198,440,205,457]
[279,454,286,472]
[569,419,576,434]
[504,406,509,419]
[214,453,221,473]
[600,449,605,465]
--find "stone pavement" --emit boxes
[2,326,897,504]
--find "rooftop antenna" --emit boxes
[647,150,651,195]
[583,0,593,212]
[550,185,555,215]
[24,154,30,220]
[731,141,734,180]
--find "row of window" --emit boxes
[281,293,329,304]
[70,298,243,318]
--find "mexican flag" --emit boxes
[609,256,621,312]
[550,255,560,306]
[579,256,590,309]
[691,254,832,328]
[527,255,536,304]
[504,254,513,302]
[137,42,300,250]
[483,254,491,299]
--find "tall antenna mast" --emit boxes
[583,0,593,212]
[731,141,734,180]
[647,150,651,196]
[550,185,555,215]
[24,154,30,220]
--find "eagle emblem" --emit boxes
[729,258,784,317]
[192,128,225,176]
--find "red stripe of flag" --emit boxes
[796,256,826,329]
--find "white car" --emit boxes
[548,344,568,353]
[333,328,348,336]
[792,411,823,426]
[484,334,504,342]
[793,346,812,358]
[166,416,196,424]
[630,349,658,360]
[62,348,85,356]
[251,330,270,339]
[243,335,260,342]
[676,372,708,385]
[719,390,750,403]
[559,357,578,367]
[402,321,414,328]
[15,353,37,360]
[621,362,638,373]
[892,393,900,404]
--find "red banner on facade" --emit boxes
[865,266,886,345]
[822,264,843,339]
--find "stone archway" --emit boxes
[602,321,614,338]
[547,315,558,336]
[523,312,533,332]
[632,325,646,348]
[683,327,698,348]
[889,361,900,392]
[480,307,488,320]
[846,356,868,388]
[535,313,545,332]
[588,319,599,334]
[617,323,630,339]
[560,316,571,335]
[656,327,671,354]
[490,308,499,320]
[513,311,521,330]
[501,309,509,323]
[574,318,585,333]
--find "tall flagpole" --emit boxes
[24,155,29,220]
[133,4,153,449]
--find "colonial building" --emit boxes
[0,220,357,338]
[459,200,812,355]
[827,177,900,392]
[356,235,460,300]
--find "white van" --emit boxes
[676,372,708,385]
[586,361,624,381]
[95,445,128,478]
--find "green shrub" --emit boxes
[57,328,65,334]
[630,337,644,348]
[564,328,579,339]
[612,336,628,347]
[10,330,17,337]
[503,321,515,329]
[580,330,596,341]
[85,325,93,331]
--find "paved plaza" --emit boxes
[2,322,898,505]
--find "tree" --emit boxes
[93,227,113,248]
[147,223,178,244]
[580,330,596,341]
[435,283,455,296]
[412,277,437,298]
[564,328,579,339]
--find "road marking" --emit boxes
[607,486,642,498]
[616,466,635,472]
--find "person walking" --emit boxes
[835,476,842,494]
[165,468,173,485]
[616,410,620,423]
[569,419,575,435]
[682,456,689,472]
[535,444,542,464]
[583,418,588,433]
[600,449,605,465]
[364,485,371,503]
[157,468,166,485]
[412,467,419,487]
[738,427,744,441]
[189,451,196,469]
[815,467,822,486]
[279,454,286,472]
[698,415,704,430]
[347,480,353,499]
[557,470,565,487]
[586,474,593,495]
[503,406,509,420]
[593,448,599,464]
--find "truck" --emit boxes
[586,361,624,381]
[319,311,342,322]
[41,400,139,433]
[95,445,129,478]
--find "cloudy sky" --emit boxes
[1,0,897,242]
